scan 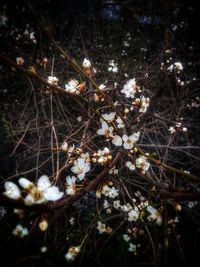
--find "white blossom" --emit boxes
[139,96,150,113]
[128,243,137,252]
[169,126,176,134]
[123,234,131,242]
[116,116,125,128]
[167,62,183,73]
[174,62,183,71]
[66,175,76,195]
[135,156,150,174]
[107,186,119,198]
[16,57,24,65]
[97,121,114,138]
[60,141,68,151]
[13,224,28,238]
[97,221,106,234]
[121,203,133,212]
[128,209,139,221]
[122,132,140,150]
[65,79,80,94]
[126,161,136,171]
[19,175,64,205]
[121,78,138,98]
[69,217,75,225]
[48,76,58,85]
[82,58,91,68]
[113,200,121,209]
[37,175,64,201]
[99,84,106,90]
[108,60,118,73]
[71,158,91,180]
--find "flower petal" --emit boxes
[18,178,34,189]
[112,135,122,146]
[4,181,21,200]
[43,186,64,201]
[37,175,51,191]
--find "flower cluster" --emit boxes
[167,61,183,73]
[96,182,119,199]
[65,79,85,94]
[92,147,112,165]
[121,78,141,99]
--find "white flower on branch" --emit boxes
[139,96,150,113]
[123,234,131,242]
[65,79,79,93]
[82,58,91,68]
[93,147,112,165]
[126,161,136,171]
[108,60,118,73]
[13,224,28,238]
[60,141,68,151]
[128,243,137,252]
[97,184,119,199]
[135,155,150,174]
[169,126,176,134]
[99,84,106,90]
[174,62,183,71]
[121,78,139,99]
[167,62,183,73]
[48,76,58,85]
[97,221,106,234]
[66,175,76,195]
[65,79,85,94]
[36,175,64,201]
[97,121,114,139]
[128,209,139,221]
[71,158,91,180]
[116,116,125,128]
[122,132,140,150]
[113,200,121,209]
[97,221,112,234]
[16,57,24,65]
[18,175,64,205]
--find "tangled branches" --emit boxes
[0,1,200,266]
